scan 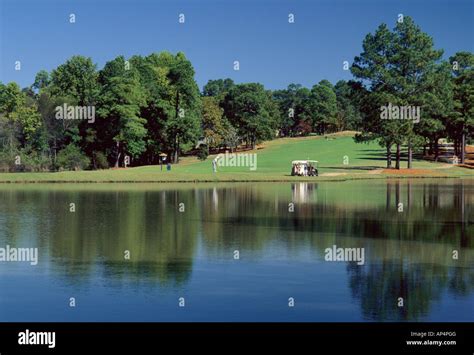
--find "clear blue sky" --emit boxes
[1,0,473,91]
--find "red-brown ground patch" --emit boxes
[382,169,443,176]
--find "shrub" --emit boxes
[19,151,51,172]
[92,151,109,169]
[0,151,13,172]
[197,144,209,161]
[0,149,50,172]
[56,144,90,171]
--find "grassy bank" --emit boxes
[1,133,472,183]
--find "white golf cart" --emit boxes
[291,160,318,177]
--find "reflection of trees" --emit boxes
[347,262,447,321]
[198,180,474,320]
[0,179,472,320]
[200,186,277,256]
[200,181,473,255]
[347,256,474,321]
[448,266,474,296]
[0,188,199,287]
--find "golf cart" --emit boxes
[291,160,318,177]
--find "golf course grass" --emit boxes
[1,132,472,183]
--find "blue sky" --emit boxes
[1,0,473,91]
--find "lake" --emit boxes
[0,179,472,322]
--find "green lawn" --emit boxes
[1,133,472,182]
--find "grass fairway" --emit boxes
[1,133,472,183]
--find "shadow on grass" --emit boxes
[358,152,427,163]
[358,156,389,162]
[356,149,388,162]
[323,166,381,171]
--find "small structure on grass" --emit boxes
[291,160,318,176]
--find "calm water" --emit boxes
[0,179,472,322]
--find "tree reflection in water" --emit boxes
[0,179,472,320]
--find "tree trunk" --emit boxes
[176,136,180,163]
[395,144,401,169]
[53,138,57,168]
[461,132,466,164]
[407,139,412,169]
[173,90,180,164]
[386,144,392,168]
[115,141,121,168]
[9,121,15,155]
[434,138,439,162]
[172,135,180,164]
[172,138,177,164]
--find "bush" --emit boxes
[0,149,51,172]
[19,151,51,172]
[197,144,209,161]
[0,151,13,172]
[56,144,90,171]
[92,151,109,169]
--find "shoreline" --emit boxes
[0,173,472,184]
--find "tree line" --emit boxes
[0,16,472,171]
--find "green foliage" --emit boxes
[416,61,453,147]
[0,82,43,153]
[97,56,148,165]
[17,150,51,172]
[0,82,24,113]
[92,151,109,169]
[222,123,240,152]
[49,56,99,105]
[334,80,364,131]
[56,144,90,171]
[351,16,453,168]
[202,96,226,149]
[223,83,278,148]
[32,70,50,91]
[203,78,235,98]
[272,84,312,136]
[166,52,202,162]
[0,147,51,172]
[449,52,474,143]
[310,80,338,134]
[196,144,209,161]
